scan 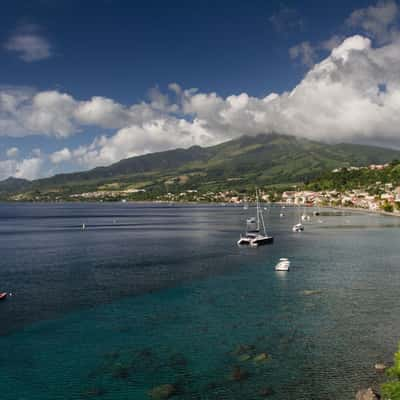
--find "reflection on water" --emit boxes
[0,203,400,399]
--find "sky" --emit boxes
[1,0,400,180]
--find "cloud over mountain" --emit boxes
[2,1,400,180]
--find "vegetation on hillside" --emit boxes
[2,134,400,201]
[382,343,400,399]
[307,160,400,193]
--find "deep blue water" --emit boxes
[1,202,400,399]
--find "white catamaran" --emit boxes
[237,189,274,247]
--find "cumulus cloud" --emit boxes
[6,147,19,158]
[0,157,43,180]
[3,1,400,179]
[289,41,317,67]
[70,117,214,169]
[0,88,78,137]
[50,148,72,164]
[4,30,400,175]
[57,32,400,170]
[4,24,52,62]
[346,0,399,43]
[0,88,166,138]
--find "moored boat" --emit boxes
[0,292,8,300]
[292,205,305,232]
[275,258,290,271]
[237,189,273,247]
[292,223,304,232]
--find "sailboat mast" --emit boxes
[256,188,267,235]
[256,189,260,230]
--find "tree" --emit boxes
[381,200,394,212]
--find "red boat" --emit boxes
[0,292,7,300]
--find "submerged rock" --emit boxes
[230,366,249,382]
[301,290,322,296]
[148,384,177,399]
[355,388,381,400]
[253,353,269,363]
[259,386,274,397]
[238,354,251,362]
[111,363,130,379]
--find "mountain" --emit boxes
[0,177,31,194]
[4,133,400,200]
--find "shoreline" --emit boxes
[3,199,400,218]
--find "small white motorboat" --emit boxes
[292,223,304,232]
[275,258,290,271]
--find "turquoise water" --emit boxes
[1,203,400,399]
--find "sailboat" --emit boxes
[292,205,304,232]
[237,189,274,247]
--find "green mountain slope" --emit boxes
[4,133,400,200]
[0,177,31,195]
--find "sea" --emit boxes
[0,202,400,400]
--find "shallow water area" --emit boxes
[0,203,399,399]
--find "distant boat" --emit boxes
[292,223,304,232]
[292,206,304,232]
[0,292,7,301]
[275,258,290,271]
[313,205,321,216]
[238,189,273,247]
[82,223,86,230]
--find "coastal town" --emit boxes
[13,162,400,215]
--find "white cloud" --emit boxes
[26,91,78,137]
[71,117,214,169]
[0,88,165,138]
[6,147,19,158]
[3,1,400,180]
[59,32,400,169]
[0,88,78,138]
[346,0,399,43]
[0,157,43,180]
[50,148,72,164]
[6,30,400,176]
[289,41,317,66]
[4,24,51,62]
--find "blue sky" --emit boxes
[1,0,399,179]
